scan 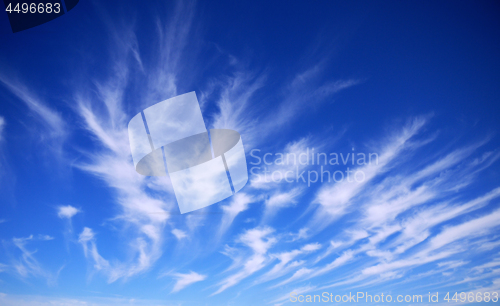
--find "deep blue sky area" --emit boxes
[0,1,499,305]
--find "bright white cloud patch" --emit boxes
[171,229,187,240]
[171,271,206,293]
[57,205,80,219]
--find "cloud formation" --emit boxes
[171,271,206,293]
[57,205,80,219]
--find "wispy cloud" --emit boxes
[208,56,360,150]
[78,227,110,273]
[274,74,360,129]
[263,187,304,221]
[69,0,206,283]
[170,271,206,293]
[256,242,321,285]
[147,0,197,101]
[219,193,254,237]
[171,229,188,240]
[213,227,276,295]
[250,137,316,189]
[0,77,67,153]
[0,294,179,306]
[274,250,354,287]
[210,70,267,147]
[8,235,59,285]
[0,117,5,141]
[310,116,428,230]
[264,116,500,298]
[57,205,80,247]
[2,0,498,303]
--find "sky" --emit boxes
[0,0,500,305]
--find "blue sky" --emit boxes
[0,0,500,305]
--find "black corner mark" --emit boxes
[3,0,79,33]
[4,0,64,33]
[64,0,77,11]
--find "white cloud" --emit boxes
[310,116,428,229]
[352,205,500,286]
[289,228,310,242]
[37,235,54,241]
[273,267,314,287]
[146,0,197,102]
[209,60,359,150]
[171,271,206,293]
[0,77,67,153]
[261,116,500,293]
[0,117,5,141]
[390,187,500,255]
[265,188,303,208]
[10,235,58,284]
[171,229,187,240]
[57,205,80,219]
[2,0,498,300]
[72,32,171,284]
[256,242,321,284]
[213,227,276,295]
[250,137,316,189]
[263,187,304,221]
[78,228,110,272]
[427,209,500,253]
[471,257,500,273]
[261,60,360,137]
[210,71,267,147]
[219,193,254,237]
[67,1,220,283]
[275,250,354,287]
[0,293,173,306]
